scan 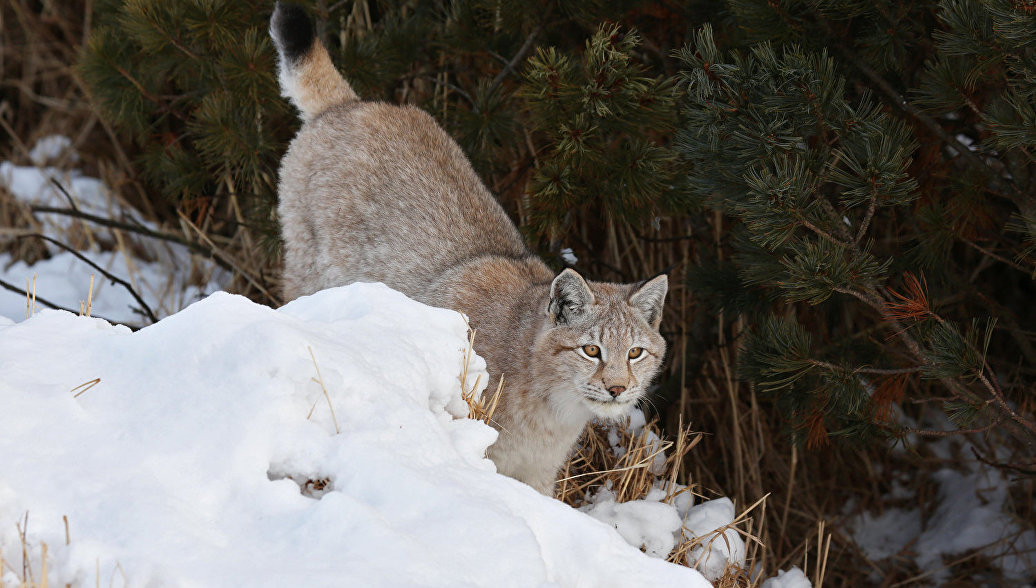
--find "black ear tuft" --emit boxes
[547,269,595,326]
[271,2,315,65]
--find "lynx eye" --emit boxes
[581,344,601,358]
[628,347,644,360]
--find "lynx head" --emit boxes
[536,268,668,423]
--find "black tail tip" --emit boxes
[271,2,315,64]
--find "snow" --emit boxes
[28,134,78,166]
[1,251,221,324]
[578,416,749,583]
[760,566,810,588]
[849,421,1036,584]
[0,284,711,586]
[1,138,226,325]
[582,488,683,558]
[681,497,746,580]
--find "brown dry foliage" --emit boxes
[3,2,1033,586]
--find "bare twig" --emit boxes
[807,359,923,376]
[489,25,542,94]
[853,191,877,247]
[15,234,158,323]
[961,237,1033,275]
[0,276,139,329]
[30,205,215,259]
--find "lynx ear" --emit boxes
[548,269,595,326]
[630,274,668,328]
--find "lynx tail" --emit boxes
[270,2,358,121]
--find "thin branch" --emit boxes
[489,25,542,94]
[832,285,882,308]
[32,205,205,255]
[16,234,158,324]
[0,276,140,330]
[29,205,242,277]
[853,191,878,247]
[970,446,1036,476]
[31,203,280,306]
[961,237,1033,275]
[797,214,852,248]
[49,177,80,210]
[807,359,922,376]
[902,419,1003,438]
[976,370,1036,436]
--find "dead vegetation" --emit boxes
[1,0,281,324]
[2,1,1033,587]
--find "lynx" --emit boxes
[270,3,668,495]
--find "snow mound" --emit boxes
[582,488,684,558]
[682,497,746,580]
[760,566,810,588]
[576,420,748,582]
[0,284,709,587]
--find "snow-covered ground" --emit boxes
[1,138,761,586]
[6,135,1030,586]
[0,284,715,586]
[848,417,1036,585]
[1,135,224,325]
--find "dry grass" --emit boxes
[556,415,803,586]
[1,514,51,588]
[4,2,1033,587]
[1,0,281,322]
[459,325,503,425]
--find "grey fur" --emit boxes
[272,7,668,495]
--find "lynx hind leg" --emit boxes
[277,179,321,300]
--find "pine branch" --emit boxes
[488,25,542,94]
[825,278,1035,447]
[824,29,1019,196]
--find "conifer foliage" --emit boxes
[521,24,683,242]
[74,0,1035,459]
[79,0,294,227]
[679,1,1036,456]
[677,26,923,443]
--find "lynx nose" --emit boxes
[607,385,626,398]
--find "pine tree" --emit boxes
[520,23,685,246]
[78,0,294,240]
[678,2,1036,454]
[76,0,1035,457]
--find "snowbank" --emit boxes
[0,284,709,586]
